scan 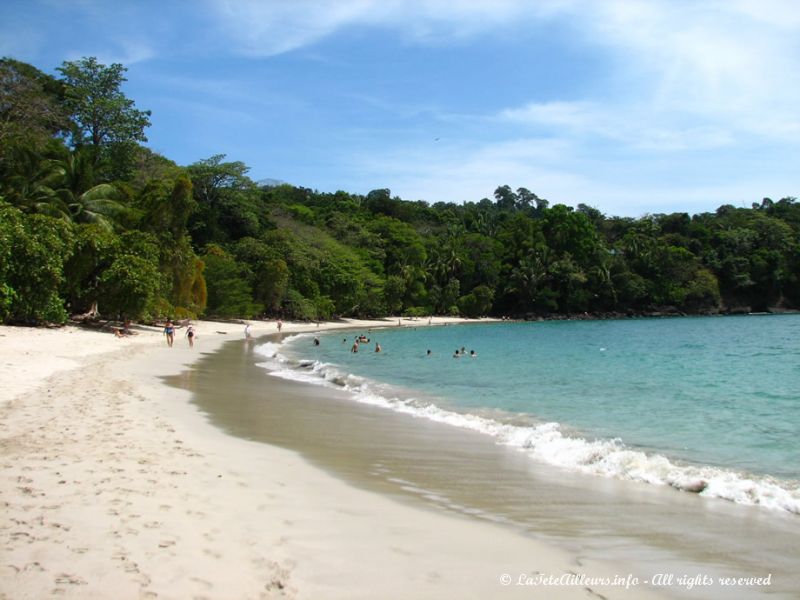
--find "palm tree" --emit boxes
[51,147,129,230]
[0,147,64,214]
[506,248,551,311]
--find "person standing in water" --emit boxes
[375,342,381,353]
[277,319,283,332]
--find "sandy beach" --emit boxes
[0,317,667,599]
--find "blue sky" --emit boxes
[2,0,799,217]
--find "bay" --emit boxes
[272,314,800,513]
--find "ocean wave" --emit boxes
[253,341,800,515]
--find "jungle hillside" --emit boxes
[2,57,799,324]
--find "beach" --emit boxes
[0,318,668,599]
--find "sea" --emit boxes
[258,314,800,515]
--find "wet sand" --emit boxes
[171,333,800,599]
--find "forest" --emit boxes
[2,56,800,325]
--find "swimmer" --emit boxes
[314,337,320,346]
[426,349,432,356]
[469,350,476,358]
[375,342,381,353]
[453,349,460,358]
[351,341,359,353]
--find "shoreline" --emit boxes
[1,318,665,599]
[186,325,800,599]
[269,321,800,517]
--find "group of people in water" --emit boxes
[346,334,381,353]
[453,347,477,358]
[311,333,476,359]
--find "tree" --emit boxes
[63,223,118,313]
[0,203,73,323]
[187,154,252,205]
[458,285,494,317]
[98,254,162,319]
[494,185,517,211]
[0,146,69,218]
[0,59,67,156]
[186,154,258,245]
[57,57,151,172]
[95,230,166,319]
[201,245,262,318]
[140,175,197,239]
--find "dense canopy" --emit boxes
[2,56,799,324]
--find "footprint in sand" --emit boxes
[189,576,213,589]
[54,573,87,585]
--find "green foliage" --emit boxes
[57,57,151,149]
[284,289,317,321]
[3,54,799,323]
[63,223,118,312]
[201,245,262,318]
[458,285,494,317]
[98,254,162,319]
[186,154,259,246]
[140,175,196,238]
[94,230,166,319]
[383,275,406,314]
[0,59,67,157]
[0,204,73,323]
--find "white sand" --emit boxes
[0,318,663,599]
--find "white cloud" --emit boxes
[204,0,576,56]
[582,0,800,136]
[499,101,597,132]
[495,100,736,152]
[206,0,800,140]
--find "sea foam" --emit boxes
[253,339,800,515]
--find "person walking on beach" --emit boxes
[163,320,175,347]
[277,319,283,332]
[244,323,251,339]
[186,325,196,348]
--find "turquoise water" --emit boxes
[263,315,800,513]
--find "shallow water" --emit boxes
[275,315,800,513]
